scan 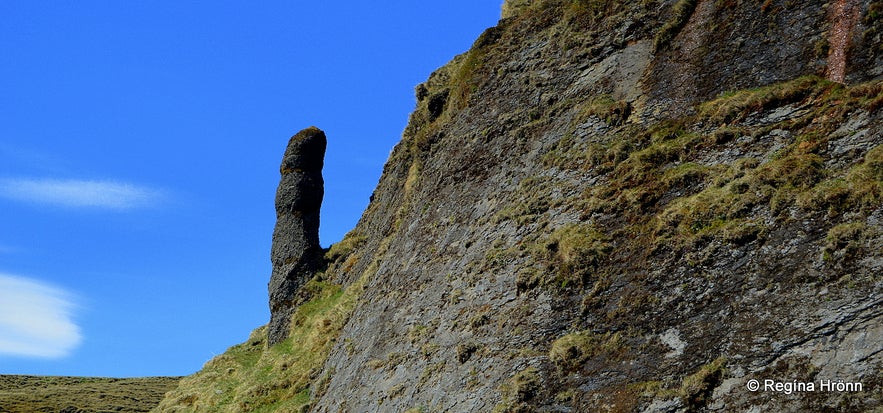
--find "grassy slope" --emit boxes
[154,268,370,413]
[0,375,180,413]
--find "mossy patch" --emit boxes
[449,28,499,109]
[543,224,611,285]
[654,0,698,51]
[822,222,867,263]
[535,76,883,276]
[516,223,612,292]
[697,75,836,124]
[578,95,632,127]
[495,176,557,225]
[635,356,727,410]
[325,230,366,263]
[549,330,625,372]
[493,367,542,413]
[798,145,883,217]
[679,357,727,410]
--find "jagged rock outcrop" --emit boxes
[156,1,883,412]
[268,126,326,345]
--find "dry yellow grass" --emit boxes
[0,375,180,413]
[154,273,368,413]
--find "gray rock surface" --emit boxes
[155,2,883,412]
[268,126,326,345]
[308,2,883,411]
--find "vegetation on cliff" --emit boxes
[156,258,369,412]
[154,0,883,412]
[154,70,883,411]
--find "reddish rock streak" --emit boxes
[826,0,862,83]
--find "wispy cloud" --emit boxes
[0,178,165,210]
[0,273,82,359]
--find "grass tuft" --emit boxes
[697,76,835,124]
[549,330,625,372]
[679,357,726,410]
[493,367,541,413]
[654,0,698,51]
[522,223,612,291]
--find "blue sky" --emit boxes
[0,2,501,377]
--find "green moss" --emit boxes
[662,162,714,189]
[636,131,704,166]
[865,144,883,181]
[449,34,494,109]
[646,118,691,143]
[494,176,557,225]
[325,230,367,262]
[583,126,711,215]
[798,144,883,216]
[762,153,827,214]
[565,77,882,260]
[493,367,541,413]
[679,357,726,410]
[655,150,829,245]
[869,1,883,21]
[542,133,584,169]
[549,330,625,372]
[697,75,835,124]
[654,0,698,51]
[636,357,727,410]
[578,95,632,126]
[551,224,611,280]
[408,324,431,345]
[814,37,830,60]
[822,222,867,263]
[527,223,612,290]
[864,2,883,54]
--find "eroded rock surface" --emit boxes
[156,2,883,412]
[268,126,326,345]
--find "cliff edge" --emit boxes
[157,1,883,412]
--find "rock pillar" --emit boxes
[268,126,326,345]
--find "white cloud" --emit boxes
[0,178,164,210]
[0,273,82,359]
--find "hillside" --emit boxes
[0,375,179,413]
[156,1,883,412]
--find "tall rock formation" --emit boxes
[268,126,326,345]
[157,2,883,412]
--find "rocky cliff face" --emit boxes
[156,1,883,412]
